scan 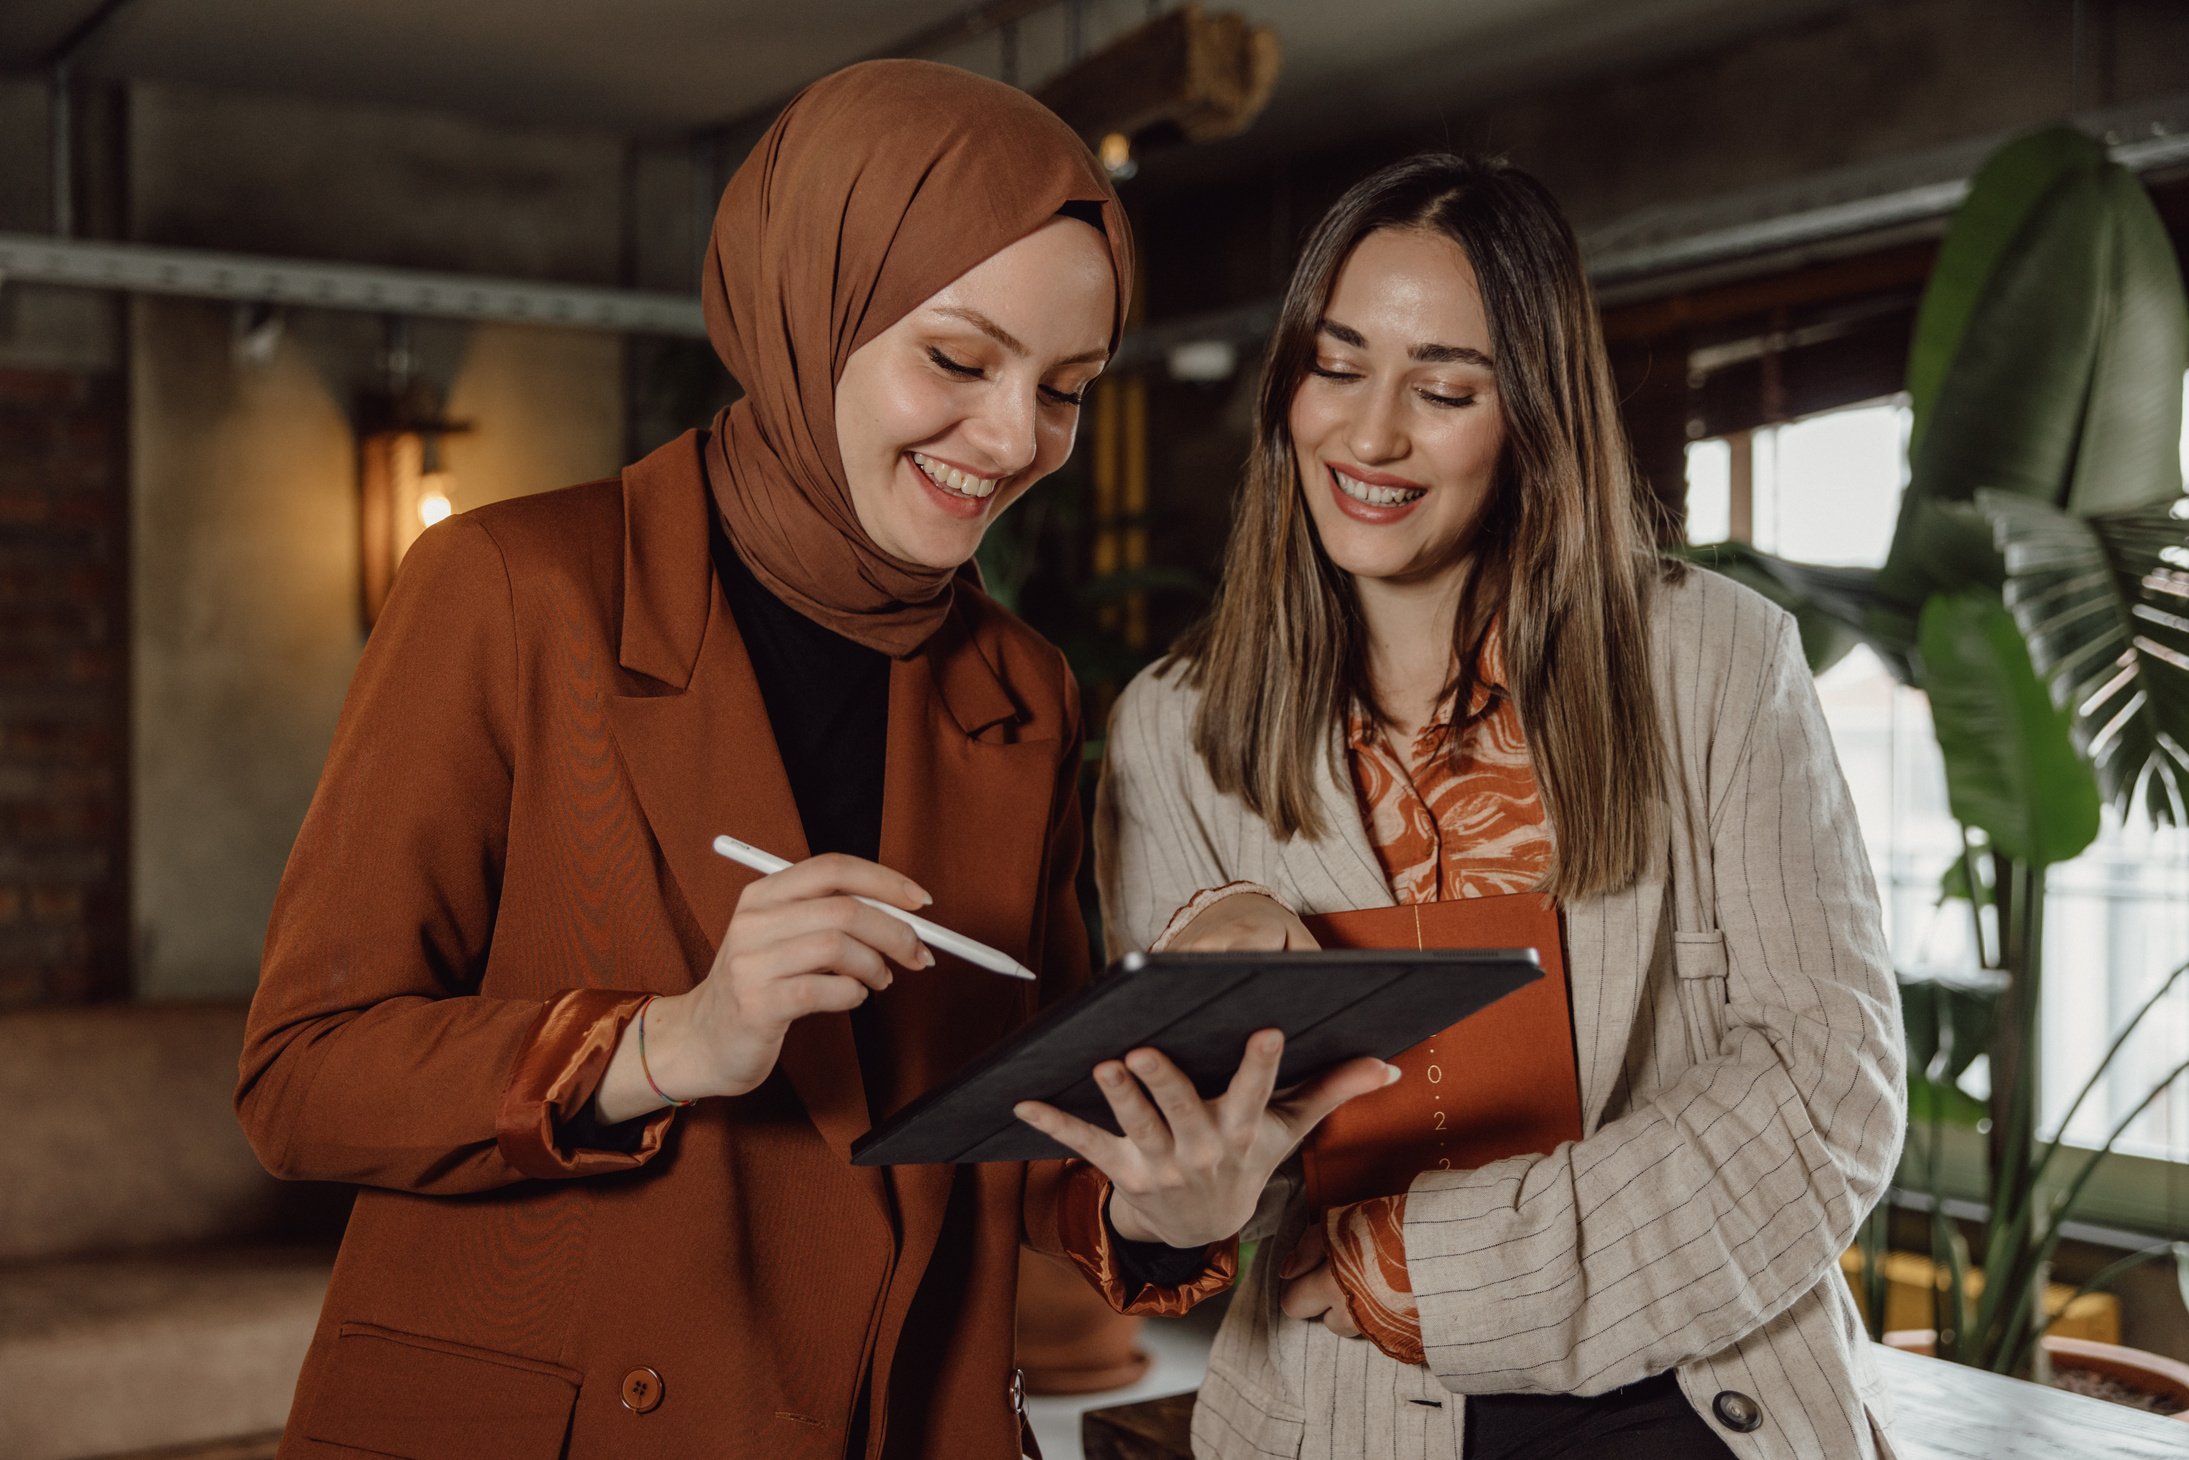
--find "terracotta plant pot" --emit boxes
[1016,1248,1151,1396]
[1882,1330,2189,1421]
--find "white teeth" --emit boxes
[913,451,999,500]
[1332,467,1425,508]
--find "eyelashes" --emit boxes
[927,346,1088,408]
[928,345,982,379]
[1306,362,1477,409]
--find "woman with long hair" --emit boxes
[236,61,1387,1459]
[1089,154,1905,1458]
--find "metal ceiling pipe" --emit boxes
[48,60,72,238]
[41,0,148,238]
[0,232,708,337]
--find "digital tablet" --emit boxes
[850,947,1543,1166]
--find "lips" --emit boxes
[1331,465,1426,507]
[911,451,1001,500]
[1324,462,1427,523]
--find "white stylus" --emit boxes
[711,834,1038,982]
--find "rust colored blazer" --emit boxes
[237,431,1226,1460]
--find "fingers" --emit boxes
[742,851,930,913]
[1217,1029,1285,1139]
[1013,1099,1125,1169]
[736,928,895,1000]
[741,896,933,975]
[774,971,866,1015]
[1276,1245,1359,1337]
[1094,1060,1174,1152]
[1278,1261,1342,1323]
[1274,1058,1400,1140]
[1120,1048,1220,1153]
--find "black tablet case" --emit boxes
[850,947,1543,1166]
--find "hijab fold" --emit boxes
[701,60,1134,657]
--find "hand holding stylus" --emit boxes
[592,852,934,1121]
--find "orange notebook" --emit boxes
[1300,893,1582,1210]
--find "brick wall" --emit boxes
[0,368,128,1005]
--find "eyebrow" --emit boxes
[1318,318,1493,370]
[933,306,1109,368]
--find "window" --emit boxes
[1685,388,2189,1189]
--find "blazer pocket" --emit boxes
[1671,930,1730,1063]
[305,1322,582,1460]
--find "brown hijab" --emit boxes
[701,59,1134,657]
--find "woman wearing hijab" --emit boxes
[1090,154,1904,1458]
[236,61,1387,1459]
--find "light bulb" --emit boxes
[418,470,455,527]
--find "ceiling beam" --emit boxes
[0,232,706,336]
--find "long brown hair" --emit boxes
[1174,153,1671,900]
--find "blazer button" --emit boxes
[1712,1389,1763,1433]
[621,1366,664,1414]
[1009,1367,1026,1415]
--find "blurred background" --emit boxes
[1,2,2187,1457]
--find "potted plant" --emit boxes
[1691,122,2189,1399]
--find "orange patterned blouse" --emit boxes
[1326,628,1555,1364]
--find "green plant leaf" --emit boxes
[1919,592,2102,866]
[2064,166,2189,518]
[1675,542,1878,674]
[1907,127,2107,454]
[1984,492,2189,824]
[1900,967,2007,1088]
[1907,1074,1991,1127]
[1883,147,2186,619]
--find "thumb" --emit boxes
[1277,1057,1398,1137]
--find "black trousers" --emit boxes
[1464,1374,1740,1460]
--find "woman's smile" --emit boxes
[1325,460,1429,521]
[907,449,1006,520]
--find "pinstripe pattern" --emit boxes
[1094,570,1907,1460]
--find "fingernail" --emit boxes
[918,946,936,969]
[1013,1103,1035,1122]
[1259,1031,1283,1055]
[1382,1064,1402,1086]
[909,883,933,907]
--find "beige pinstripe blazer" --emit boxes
[1094,569,1907,1460]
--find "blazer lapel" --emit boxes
[1302,723,1399,911]
[872,610,1056,1289]
[604,434,882,1204]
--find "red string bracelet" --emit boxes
[637,995,695,1108]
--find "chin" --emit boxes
[1310,520,1411,580]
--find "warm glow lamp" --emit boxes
[358,405,471,630]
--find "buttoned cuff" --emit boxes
[495,988,676,1179]
[1037,1160,1237,1316]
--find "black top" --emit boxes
[713,520,890,865]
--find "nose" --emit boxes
[1345,383,1407,465]
[958,382,1040,479]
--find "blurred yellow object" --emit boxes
[1840,1247,2119,1344]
